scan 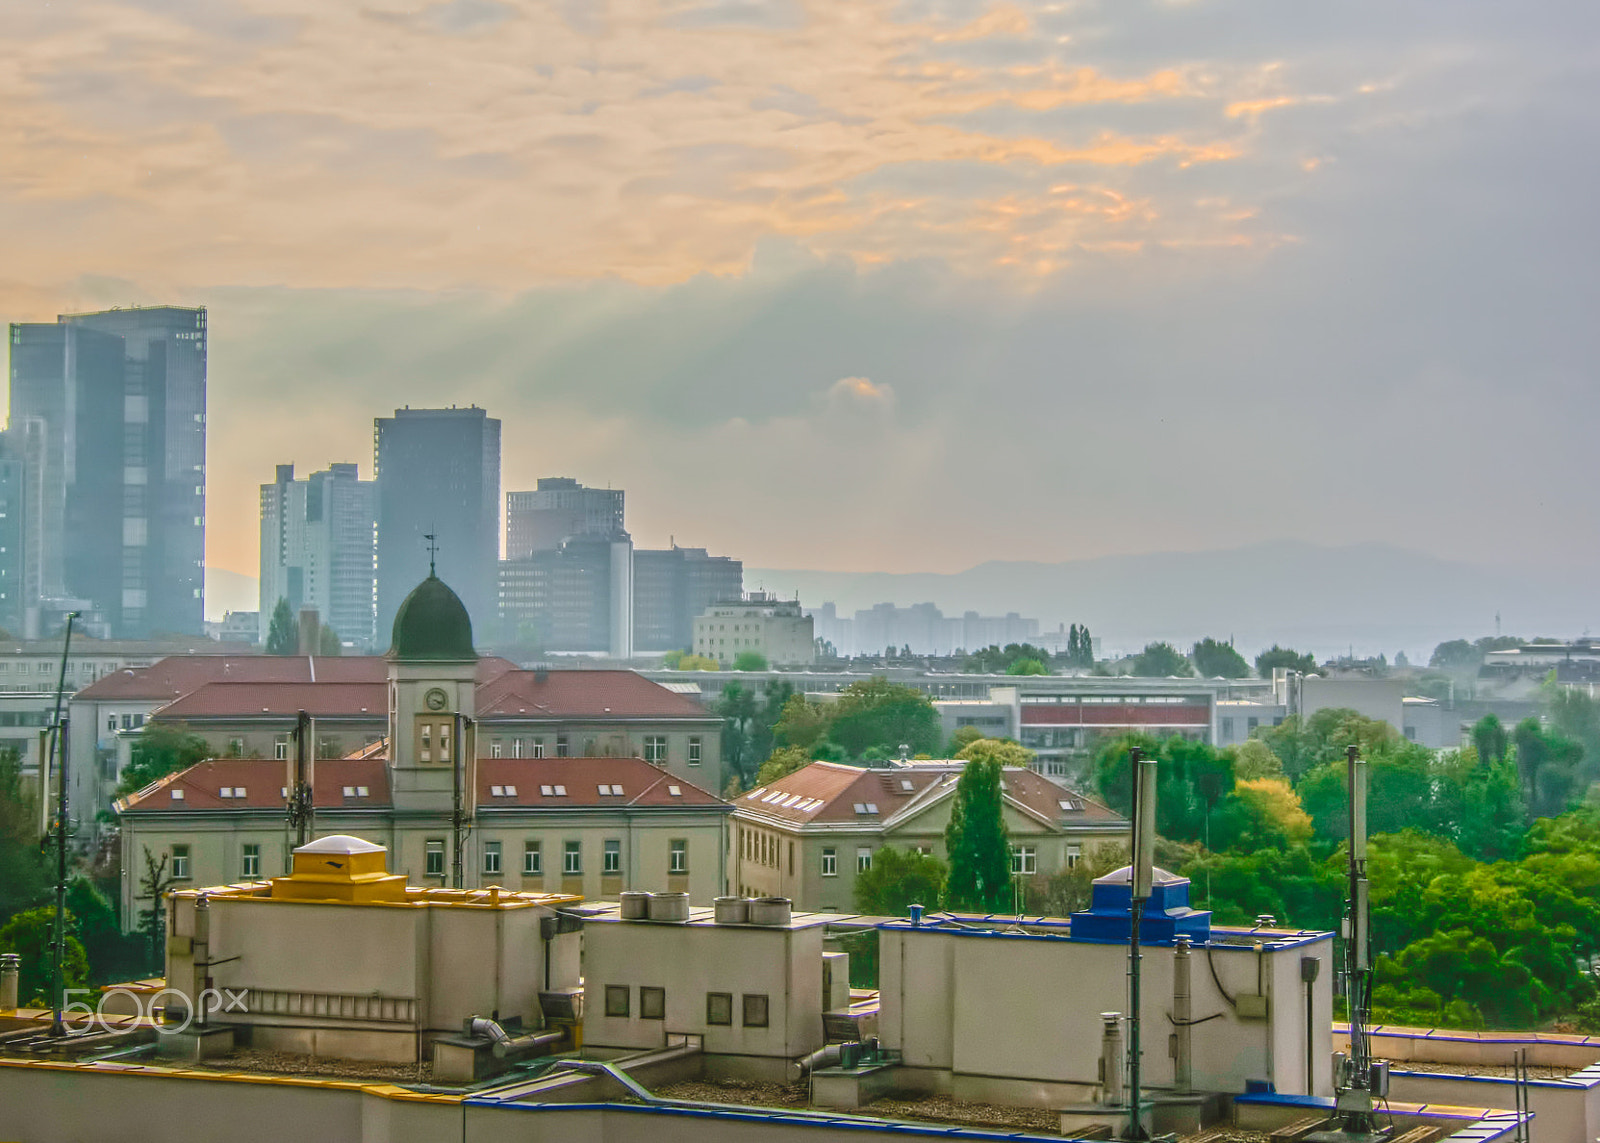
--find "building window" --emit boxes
[688,737,702,767]
[1066,843,1082,869]
[532,739,546,758]
[171,845,190,881]
[669,839,687,874]
[706,992,733,1026]
[821,848,837,877]
[425,840,445,877]
[644,735,667,764]
[524,841,542,875]
[241,844,260,880]
[564,841,581,875]
[273,739,288,761]
[227,738,244,756]
[1221,717,1234,739]
[640,986,666,1020]
[484,841,502,876]
[605,985,630,1018]
[556,735,569,758]
[603,839,621,875]
[491,740,503,758]
[1012,845,1036,876]
[857,847,873,873]
[1247,717,1259,732]
[742,993,769,1028]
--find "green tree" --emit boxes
[826,678,941,758]
[714,679,793,789]
[1228,739,1284,780]
[773,693,831,752]
[1472,714,1510,765]
[1130,641,1194,677]
[114,723,211,799]
[755,746,812,786]
[1192,638,1251,678]
[1007,657,1048,676]
[265,597,298,655]
[854,846,947,916]
[732,651,769,672]
[1063,624,1095,669]
[1544,685,1600,783]
[0,749,49,922]
[66,877,145,984]
[318,625,342,656]
[955,738,1034,768]
[1512,717,1582,818]
[965,643,1055,674]
[1255,645,1317,678]
[0,906,88,1007]
[946,725,986,756]
[1429,639,1480,672]
[944,758,1011,911]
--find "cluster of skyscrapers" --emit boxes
[261,410,742,655]
[4,307,208,640]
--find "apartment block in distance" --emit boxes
[7,305,207,637]
[260,462,378,649]
[694,592,814,665]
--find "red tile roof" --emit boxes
[77,655,516,702]
[154,681,387,720]
[116,757,392,813]
[737,761,1125,830]
[474,670,716,721]
[476,756,726,808]
[115,755,725,814]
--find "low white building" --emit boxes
[694,594,814,666]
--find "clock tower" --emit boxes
[386,572,478,816]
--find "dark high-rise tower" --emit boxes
[375,407,501,643]
[7,306,207,637]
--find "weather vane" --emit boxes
[423,530,438,576]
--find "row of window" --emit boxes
[482,736,702,765]
[804,843,1077,878]
[603,985,769,1028]
[168,837,693,884]
[423,838,689,877]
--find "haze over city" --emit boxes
[5,0,1595,612]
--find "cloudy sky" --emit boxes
[5,0,1596,586]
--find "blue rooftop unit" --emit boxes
[1070,865,1212,944]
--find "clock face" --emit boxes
[424,687,449,711]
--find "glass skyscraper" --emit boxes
[7,306,206,637]
[374,406,501,645]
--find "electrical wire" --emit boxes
[1204,941,1237,1007]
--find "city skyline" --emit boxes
[3,1,1596,588]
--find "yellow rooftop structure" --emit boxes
[270,834,409,903]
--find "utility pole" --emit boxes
[451,712,466,889]
[1123,746,1157,1141]
[286,709,314,846]
[46,612,78,1038]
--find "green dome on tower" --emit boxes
[388,574,477,661]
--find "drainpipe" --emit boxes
[1173,935,1192,1093]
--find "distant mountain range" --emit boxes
[749,541,1594,662]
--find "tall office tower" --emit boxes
[498,533,634,656]
[374,407,500,643]
[7,306,207,637]
[259,463,378,649]
[505,477,625,560]
[0,432,26,635]
[631,545,744,653]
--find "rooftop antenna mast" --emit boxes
[286,709,314,847]
[424,529,438,577]
[451,713,473,889]
[46,611,80,1037]
[1122,746,1157,1141]
[1309,745,1387,1143]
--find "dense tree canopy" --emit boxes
[1130,641,1194,678]
[955,738,1034,768]
[1254,645,1317,678]
[114,723,212,799]
[854,846,948,916]
[265,597,298,655]
[1192,638,1251,679]
[826,679,942,758]
[732,651,769,672]
[965,643,1054,674]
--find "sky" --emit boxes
[4,0,1597,588]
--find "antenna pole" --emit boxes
[48,612,78,1038]
[451,712,465,889]
[1123,747,1156,1141]
[287,710,313,846]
